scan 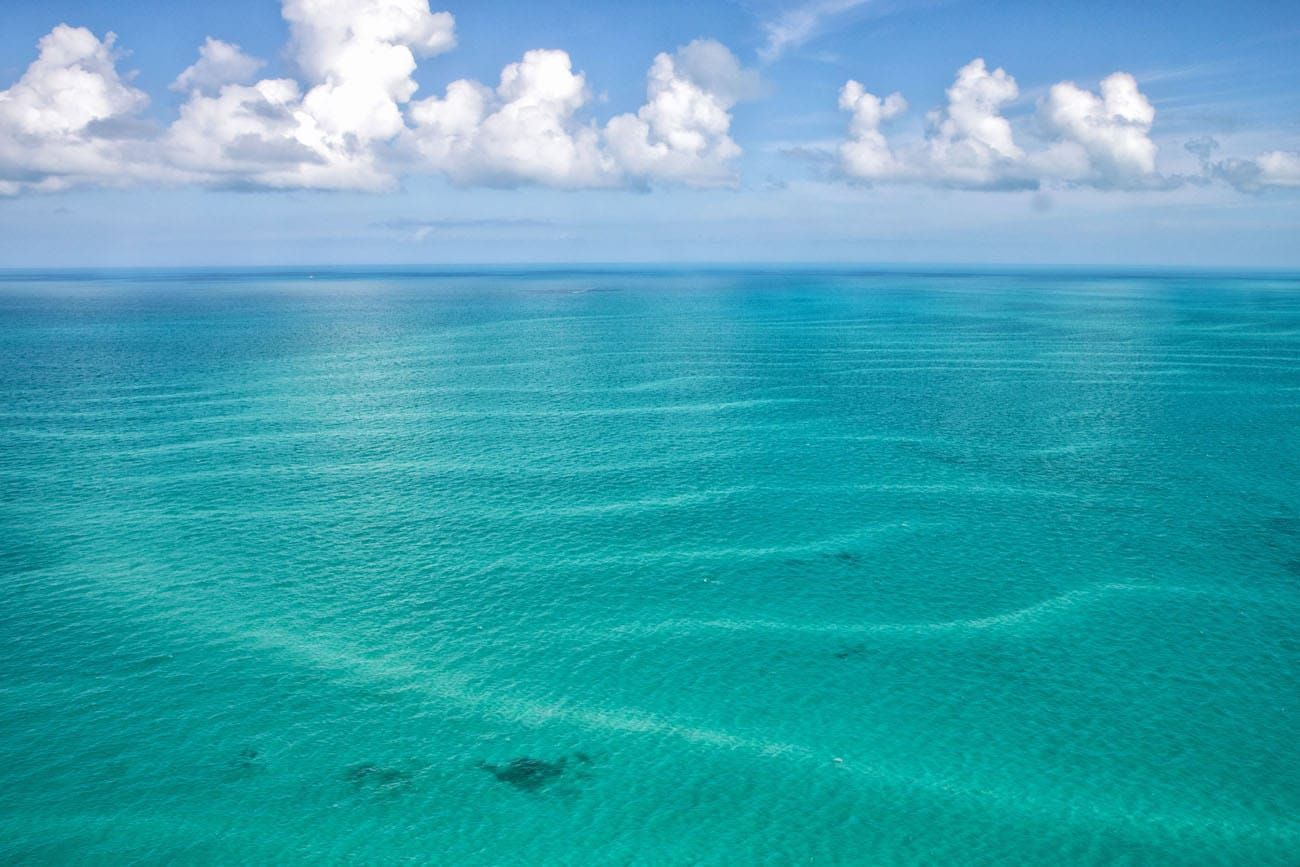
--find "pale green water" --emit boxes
[1,268,1298,864]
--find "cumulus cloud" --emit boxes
[164,78,376,190]
[836,59,1175,191]
[923,58,1027,189]
[409,38,757,189]
[837,80,906,179]
[284,0,454,142]
[3,3,1292,199]
[408,48,614,187]
[1033,72,1163,188]
[1208,147,1300,193]
[0,25,157,193]
[164,0,457,191]
[170,38,265,95]
[837,59,1029,189]
[0,2,755,193]
[605,39,760,188]
[170,5,754,190]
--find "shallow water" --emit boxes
[1,268,1298,864]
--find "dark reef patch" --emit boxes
[345,762,413,791]
[834,643,867,660]
[224,746,265,778]
[478,757,566,792]
[478,754,594,792]
[1268,516,1300,537]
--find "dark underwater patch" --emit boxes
[345,762,413,791]
[223,746,265,779]
[834,643,867,660]
[1268,516,1300,537]
[478,753,594,792]
[478,756,566,791]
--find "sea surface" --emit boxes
[1,268,1298,865]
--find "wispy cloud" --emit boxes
[759,0,870,62]
[377,218,554,230]
[375,218,555,241]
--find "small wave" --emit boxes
[449,522,928,574]
[514,486,757,518]
[617,582,1189,639]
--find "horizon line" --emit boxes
[1,262,1298,278]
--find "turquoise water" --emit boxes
[1,268,1298,864]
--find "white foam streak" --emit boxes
[620,583,1165,639]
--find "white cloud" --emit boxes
[153,6,756,191]
[284,0,454,142]
[605,39,760,188]
[0,7,752,195]
[171,38,265,95]
[837,80,906,179]
[1212,149,1300,192]
[1246,150,1300,188]
[837,58,1030,189]
[164,0,457,191]
[286,0,455,83]
[0,25,146,137]
[836,59,1172,191]
[409,38,758,189]
[0,25,157,193]
[164,78,394,191]
[1033,72,1162,188]
[1,4,1293,200]
[409,49,615,188]
[760,0,870,62]
[923,58,1026,189]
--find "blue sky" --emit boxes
[0,0,1298,267]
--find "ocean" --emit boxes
[1,267,1297,864]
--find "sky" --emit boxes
[0,0,1298,268]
